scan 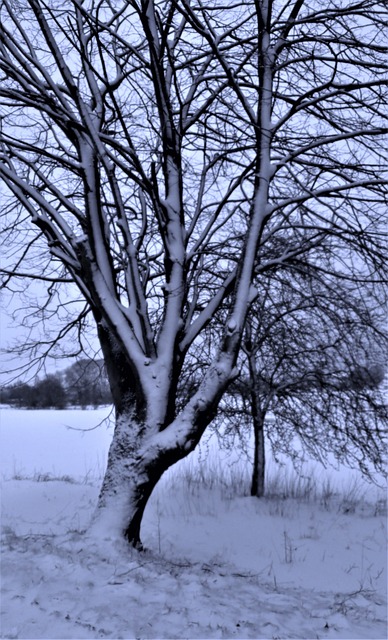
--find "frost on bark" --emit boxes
[0,0,387,546]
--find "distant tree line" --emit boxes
[1,359,112,409]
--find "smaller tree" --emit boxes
[215,267,387,497]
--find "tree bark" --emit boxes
[89,411,147,548]
[251,407,265,498]
[246,323,267,498]
[90,353,233,548]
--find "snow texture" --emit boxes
[1,407,387,640]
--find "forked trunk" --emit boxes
[90,412,166,548]
[90,408,195,548]
[91,327,239,547]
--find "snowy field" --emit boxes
[1,407,387,640]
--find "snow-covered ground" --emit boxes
[1,407,387,639]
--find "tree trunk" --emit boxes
[251,410,265,498]
[246,333,267,498]
[90,400,212,548]
[90,326,239,548]
[89,410,167,548]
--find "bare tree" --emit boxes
[0,0,386,547]
[204,254,387,499]
[242,270,386,498]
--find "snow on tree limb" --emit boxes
[0,0,386,545]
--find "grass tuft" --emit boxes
[156,456,387,517]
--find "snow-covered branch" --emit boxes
[1,0,386,547]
